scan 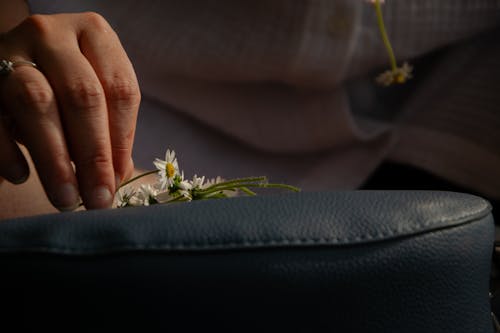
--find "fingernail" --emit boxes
[6,163,29,184]
[55,183,80,211]
[88,186,113,209]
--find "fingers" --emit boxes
[0,117,29,184]
[34,31,115,209]
[77,13,141,184]
[0,13,141,210]
[1,66,80,210]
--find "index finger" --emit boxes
[77,12,141,186]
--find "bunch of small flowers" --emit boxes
[114,149,300,208]
[367,0,413,86]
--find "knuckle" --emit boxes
[124,127,136,142]
[105,78,141,107]
[110,124,134,149]
[64,79,105,110]
[112,143,132,157]
[49,159,74,183]
[16,80,54,113]
[23,14,53,40]
[78,149,112,170]
[110,130,135,167]
[81,12,110,32]
[112,145,133,171]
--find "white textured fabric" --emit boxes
[28,0,500,196]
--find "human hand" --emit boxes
[0,13,140,211]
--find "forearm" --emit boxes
[0,0,29,33]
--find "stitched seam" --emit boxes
[0,201,491,254]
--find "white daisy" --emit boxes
[153,149,180,190]
[190,175,205,189]
[178,174,193,201]
[135,184,159,206]
[114,187,138,208]
[376,70,396,86]
[376,62,413,86]
[203,176,225,189]
[155,172,193,202]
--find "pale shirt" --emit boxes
[29,0,500,198]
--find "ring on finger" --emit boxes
[0,59,38,76]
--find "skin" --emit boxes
[0,1,142,219]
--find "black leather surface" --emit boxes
[0,191,494,332]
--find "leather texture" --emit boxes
[0,191,494,332]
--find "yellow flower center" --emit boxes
[395,73,406,84]
[166,162,176,178]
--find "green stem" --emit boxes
[374,0,397,71]
[197,183,260,196]
[201,177,267,192]
[259,183,301,192]
[238,187,257,196]
[164,194,191,204]
[118,170,158,191]
[197,182,300,197]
